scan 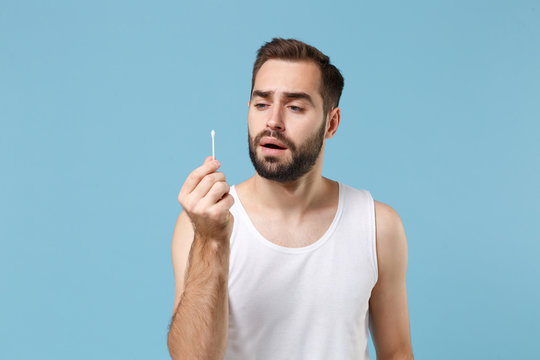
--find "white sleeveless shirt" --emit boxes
[223,183,378,360]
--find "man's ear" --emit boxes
[325,107,341,139]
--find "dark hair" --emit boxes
[251,38,345,116]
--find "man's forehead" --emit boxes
[252,59,322,101]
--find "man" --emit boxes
[168,38,413,360]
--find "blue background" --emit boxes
[1,0,539,358]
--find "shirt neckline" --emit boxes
[230,182,344,254]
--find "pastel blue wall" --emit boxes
[1,0,538,358]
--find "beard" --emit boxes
[248,119,327,183]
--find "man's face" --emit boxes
[248,59,328,182]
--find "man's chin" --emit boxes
[255,158,293,177]
[257,152,291,164]
[260,156,281,164]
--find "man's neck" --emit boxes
[239,167,336,217]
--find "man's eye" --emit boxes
[290,106,304,112]
[255,104,268,109]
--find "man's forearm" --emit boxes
[168,237,230,360]
[377,349,414,360]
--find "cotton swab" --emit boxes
[211,130,215,160]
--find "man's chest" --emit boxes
[249,209,337,248]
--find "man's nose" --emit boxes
[266,106,285,131]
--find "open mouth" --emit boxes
[259,137,288,151]
[262,143,287,150]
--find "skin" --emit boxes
[171,59,413,359]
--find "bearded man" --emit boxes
[168,38,414,360]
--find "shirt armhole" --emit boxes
[366,190,379,285]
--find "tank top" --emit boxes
[223,182,378,360]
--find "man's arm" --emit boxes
[167,157,234,360]
[369,200,414,360]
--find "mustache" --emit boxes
[253,130,296,151]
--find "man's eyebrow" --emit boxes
[252,90,273,98]
[251,90,315,106]
[282,92,314,106]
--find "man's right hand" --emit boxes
[178,156,235,242]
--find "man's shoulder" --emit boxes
[373,199,407,271]
[374,200,400,219]
[231,178,251,191]
[337,181,405,245]
[230,179,249,201]
[336,181,373,202]
[336,182,400,222]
